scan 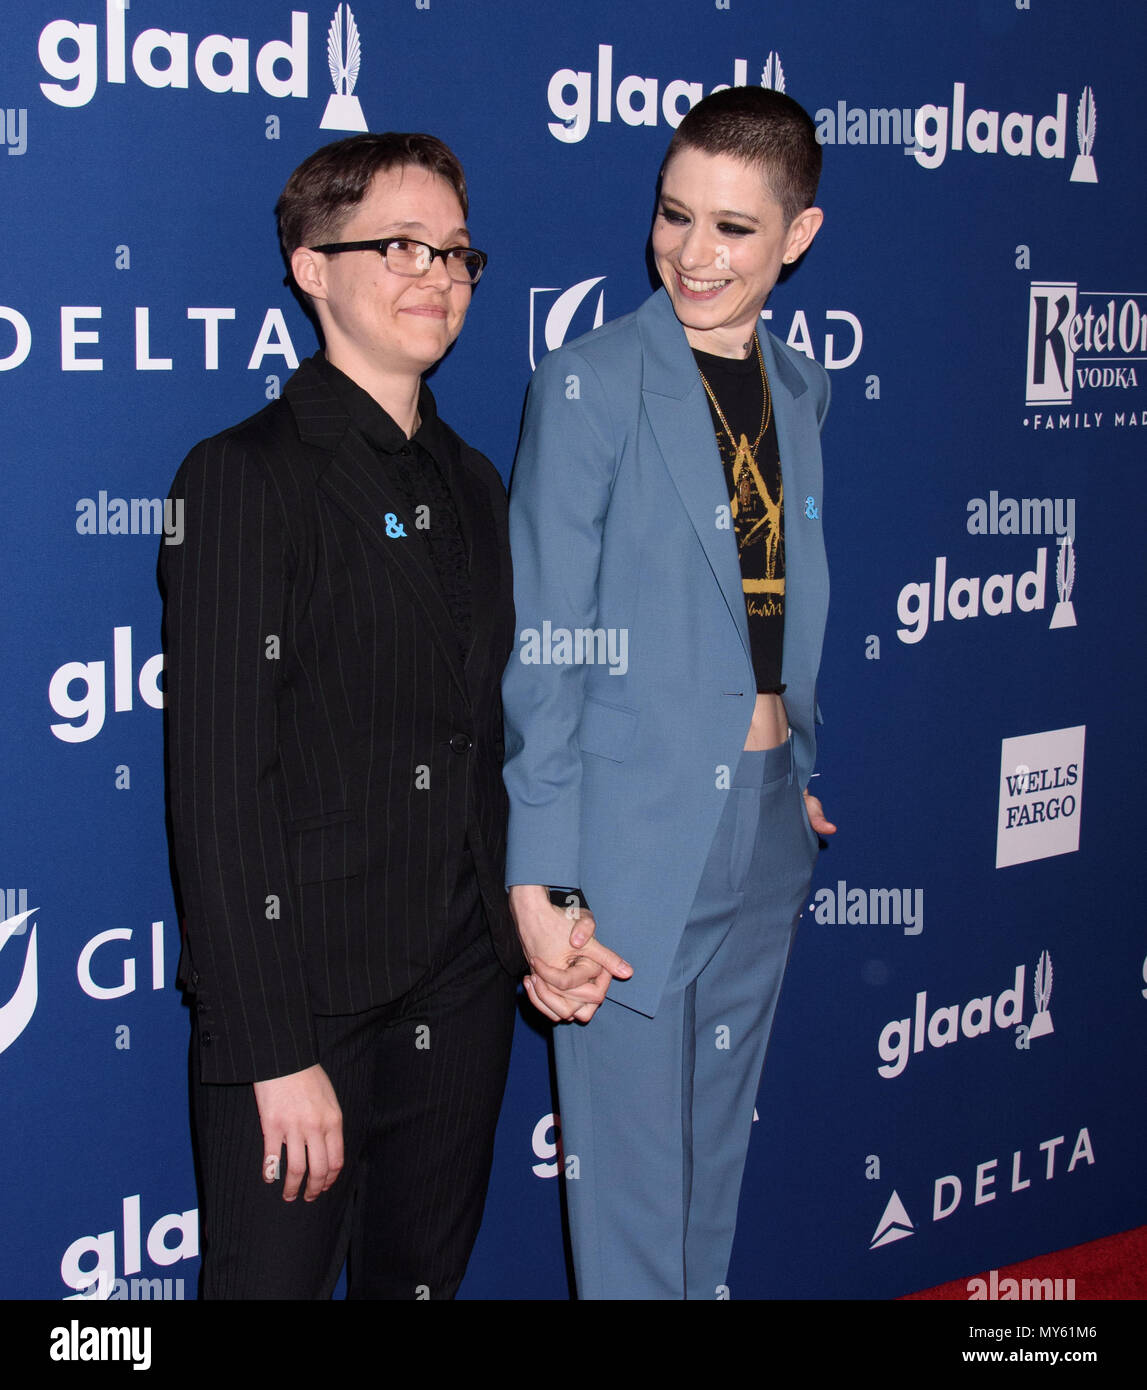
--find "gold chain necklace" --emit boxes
[696,333,771,457]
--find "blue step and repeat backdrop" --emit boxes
[2,0,1145,1302]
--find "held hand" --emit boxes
[253,1063,344,1202]
[509,885,632,1024]
[804,788,837,837]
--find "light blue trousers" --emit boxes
[554,739,819,1299]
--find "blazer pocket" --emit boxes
[577,697,638,763]
[288,811,365,884]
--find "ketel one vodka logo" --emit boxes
[1026,281,1146,408]
[320,4,367,132]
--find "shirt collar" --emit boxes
[313,353,442,457]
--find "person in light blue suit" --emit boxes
[502,86,835,1299]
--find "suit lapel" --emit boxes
[759,331,829,691]
[638,294,752,664]
[286,360,470,699]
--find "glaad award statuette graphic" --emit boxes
[760,52,785,93]
[321,4,368,132]
[1050,535,1077,629]
[1070,86,1097,183]
[1028,949,1054,1040]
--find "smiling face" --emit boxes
[652,146,822,359]
[292,164,472,389]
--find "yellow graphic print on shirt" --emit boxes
[726,431,784,620]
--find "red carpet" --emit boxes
[901,1225,1147,1300]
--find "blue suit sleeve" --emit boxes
[501,348,620,890]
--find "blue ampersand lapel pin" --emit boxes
[384,512,407,538]
[804,495,819,520]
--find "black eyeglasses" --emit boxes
[309,237,488,285]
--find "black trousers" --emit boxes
[191,869,517,1300]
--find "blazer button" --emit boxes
[200,1031,213,1046]
[450,733,472,753]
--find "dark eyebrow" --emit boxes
[658,194,760,225]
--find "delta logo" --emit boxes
[869,1123,1095,1250]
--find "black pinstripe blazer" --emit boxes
[160,355,522,1084]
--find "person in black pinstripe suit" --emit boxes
[160,134,523,1299]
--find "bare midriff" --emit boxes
[743,690,789,750]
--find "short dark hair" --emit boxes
[662,86,821,226]
[276,132,469,263]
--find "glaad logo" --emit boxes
[38,3,308,109]
[61,1193,198,1300]
[532,1112,578,1179]
[0,902,39,1056]
[997,726,1084,869]
[1025,281,1145,421]
[870,1124,1094,1249]
[320,4,366,132]
[546,44,772,144]
[876,954,1054,1079]
[528,277,606,370]
[49,626,163,743]
[912,81,1097,182]
[896,548,1062,645]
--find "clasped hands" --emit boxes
[253,797,832,1198]
[509,884,632,1024]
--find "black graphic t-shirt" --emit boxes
[693,342,785,693]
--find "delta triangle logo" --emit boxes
[870,1189,915,1249]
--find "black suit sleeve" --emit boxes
[161,433,317,1084]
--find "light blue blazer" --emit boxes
[503,288,830,1017]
